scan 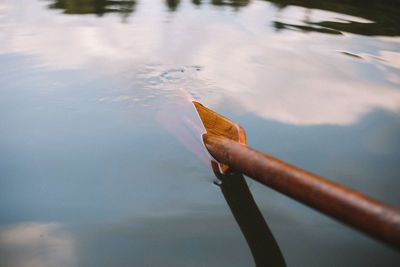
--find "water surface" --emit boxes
[1,0,400,266]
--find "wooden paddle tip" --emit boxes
[193,101,246,173]
[192,101,246,145]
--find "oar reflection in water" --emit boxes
[157,90,286,265]
[211,161,286,267]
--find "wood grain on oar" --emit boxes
[193,101,246,144]
[193,101,246,173]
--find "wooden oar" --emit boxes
[193,101,400,249]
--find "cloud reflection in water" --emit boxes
[0,222,76,267]
[0,0,399,126]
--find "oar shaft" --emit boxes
[203,134,400,249]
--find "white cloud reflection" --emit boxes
[190,25,400,125]
[0,0,399,125]
[0,222,76,267]
[379,50,400,70]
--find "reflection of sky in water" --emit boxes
[0,223,76,267]
[1,0,400,125]
[0,0,400,266]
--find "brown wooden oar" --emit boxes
[193,101,400,249]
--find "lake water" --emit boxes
[1,0,400,266]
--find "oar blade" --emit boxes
[193,101,246,173]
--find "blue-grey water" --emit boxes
[1,0,400,266]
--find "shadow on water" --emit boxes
[45,0,400,36]
[266,0,400,36]
[167,0,251,11]
[47,0,136,18]
[192,0,202,6]
[166,0,181,12]
[163,0,400,35]
[211,162,286,267]
[211,0,250,10]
